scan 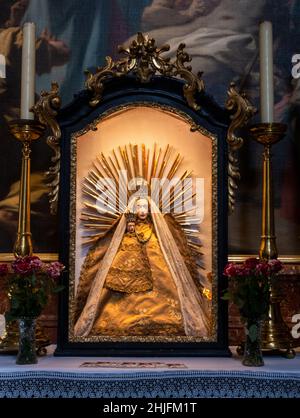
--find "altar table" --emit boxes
[0,346,299,398]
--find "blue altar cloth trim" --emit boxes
[0,370,299,398]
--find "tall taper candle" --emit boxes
[259,21,274,123]
[20,22,36,120]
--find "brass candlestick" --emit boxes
[0,119,50,355]
[8,120,45,257]
[249,122,295,358]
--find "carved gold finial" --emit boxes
[117,32,172,82]
[85,33,204,110]
[225,82,256,213]
[32,82,62,214]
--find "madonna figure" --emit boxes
[74,195,210,338]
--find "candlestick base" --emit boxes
[260,279,296,358]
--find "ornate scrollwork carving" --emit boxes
[32,82,61,215]
[226,82,256,150]
[85,32,204,110]
[225,82,256,213]
[175,44,205,111]
[227,151,240,214]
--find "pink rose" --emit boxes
[224,263,238,277]
[244,258,259,270]
[11,256,44,275]
[11,257,33,275]
[46,262,64,279]
[236,266,251,276]
[28,256,43,271]
[255,262,270,276]
[0,264,8,276]
[268,259,283,274]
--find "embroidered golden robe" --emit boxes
[74,215,206,337]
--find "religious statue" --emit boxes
[74,144,212,339]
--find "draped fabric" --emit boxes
[90,230,186,337]
[150,200,209,336]
[74,200,210,338]
[74,214,127,337]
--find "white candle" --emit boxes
[20,22,36,120]
[259,21,274,123]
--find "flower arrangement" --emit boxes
[0,256,64,321]
[223,257,283,366]
[223,257,283,321]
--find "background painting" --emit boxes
[0,0,299,257]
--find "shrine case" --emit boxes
[35,34,252,356]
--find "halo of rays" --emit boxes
[80,144,204,266]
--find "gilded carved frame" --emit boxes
[67,102,219,344]
[55,83,227,355]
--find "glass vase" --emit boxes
[16,317,38,365]
[242,319,264,367]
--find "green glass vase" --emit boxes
[16,317,38,365]
[242,319,264,367]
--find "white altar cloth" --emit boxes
[0,346,299,398]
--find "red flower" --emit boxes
[11,257,32,275]
[237,266,251,276]
[28,256,43,271]
[244,258,259,270]
[268,259,283,274]
[224,263,239,277]
[11,256,44,275]
[0,264,8,276]
[255,262,270,276]
[46,262,64,279]
[224,258,283,279]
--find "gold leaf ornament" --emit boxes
[85,33,204,111]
